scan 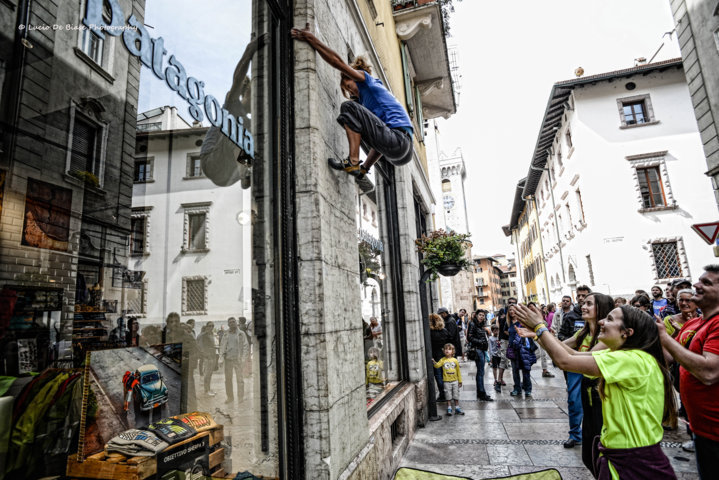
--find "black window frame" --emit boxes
[134,159,151,183]
[130,216,146,255]
[366,161,410,417]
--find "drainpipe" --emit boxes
[529,163,566,285]
[3,0,33,175]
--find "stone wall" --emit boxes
[293,0,435,477]
[670,0,719,208]
[339,383,421,480]
[294,0,372,476]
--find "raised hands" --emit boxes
[515,325,537,339]
[511,303,545,330]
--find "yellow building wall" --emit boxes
[516,202,549,303]
[356,1,428,171]
[529,203,549,303]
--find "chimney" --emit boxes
[634,57,647,66]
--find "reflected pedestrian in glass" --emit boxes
[198,322,217,397]
[219,317,249,403]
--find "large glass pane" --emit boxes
[359,166,402,409]
[0,0,280,478]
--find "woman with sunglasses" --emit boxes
[512,303,677,480]
[664,288,699,338]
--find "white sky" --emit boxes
[137,0,682,257]
[436,0,681,257]
[138,0,252,117]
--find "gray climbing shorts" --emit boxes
[337,101,413,166]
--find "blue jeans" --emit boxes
[434,366,445,400]
[566,371,584,441]
[511,358,531,394]
[473,348,487,394]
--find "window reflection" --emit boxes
[358,169,401,407]
[0,0,280,478]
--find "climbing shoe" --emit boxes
[328,157,362,176]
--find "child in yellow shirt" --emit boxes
[433,344,464,416]
[366,347,385,399]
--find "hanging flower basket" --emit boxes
[437,263,463,276]
[415,229,472,282]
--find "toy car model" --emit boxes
[134,364,169,411]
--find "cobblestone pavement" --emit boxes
[399,358,699,479]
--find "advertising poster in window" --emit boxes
[21,178,72,252]
[84,345,184,454]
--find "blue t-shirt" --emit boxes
[356,72,413,133]
[652,298,668,317]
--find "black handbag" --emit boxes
[467,349,477,361]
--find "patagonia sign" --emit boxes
[83,0,254,158]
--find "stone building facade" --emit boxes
[293,0,457,478]
[670,0,719,208]
[515,60,716,301]
[504,182,550,304]
[471,255,503,313]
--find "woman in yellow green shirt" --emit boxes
[513,303,677,480]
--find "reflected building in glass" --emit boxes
[0,0,460,478]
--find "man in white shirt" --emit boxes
[219,317,249,403]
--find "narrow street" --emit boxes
[399,358,699,480]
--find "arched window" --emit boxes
[441,179,452,192]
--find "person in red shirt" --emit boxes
[658,265,719,480]
[122,370,140,411]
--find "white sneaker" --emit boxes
[681,440,695,452]
[206,390,216,397]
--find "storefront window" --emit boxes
[0,0,287,478]
[358,165,404,409]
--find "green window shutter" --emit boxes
[414,86,424,141]
[400,43,414,117]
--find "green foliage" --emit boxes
[359,240,382,283]
[72,170,100,188]
[415,229,471,281]
[438,0,462,36]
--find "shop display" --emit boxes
[67,411,225,480]
[88,346,183,444]
[3,369,88,479]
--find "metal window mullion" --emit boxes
[642,169,655,207]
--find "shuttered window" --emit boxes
[69,115,102,180]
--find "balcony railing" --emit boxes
[392,0,435,8]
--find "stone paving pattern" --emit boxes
[399,359,700,479]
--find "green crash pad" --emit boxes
[393,467,562,480]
